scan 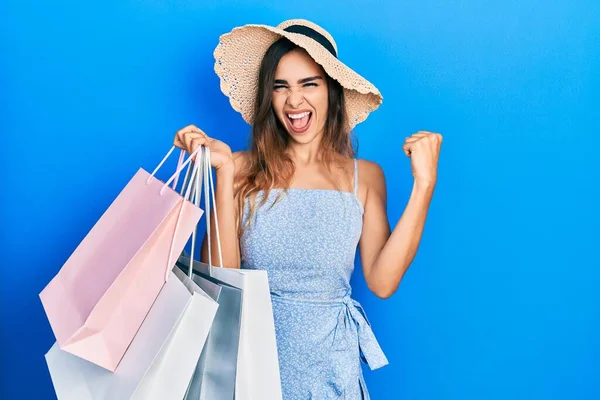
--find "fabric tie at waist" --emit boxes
[334,296,389,370]
[271,292,389,370]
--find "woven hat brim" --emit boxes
[213,24,383,129]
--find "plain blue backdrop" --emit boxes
[1,1,599,399]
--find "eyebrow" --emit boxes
[274,76,324,85]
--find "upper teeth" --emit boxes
[288,112,310,119]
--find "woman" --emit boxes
[175,19,441,399]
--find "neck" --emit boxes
[286,131,325,165]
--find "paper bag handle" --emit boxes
[163,148,202,281]
[182,146,224,277]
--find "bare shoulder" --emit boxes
[232,150,249,163]
[356,158,386,208]
[357,158,386,187]
[232,151,250,178]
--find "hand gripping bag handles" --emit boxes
[40,145,205,371]
[45,147,220,399]
[178,146,283,400]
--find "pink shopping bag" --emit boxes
[40,146,203,371]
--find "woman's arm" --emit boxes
[174,125,245,268]
[359,160,435,298]
[359,131,441,298]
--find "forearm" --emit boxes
[201,166,240,268]
[370,180,435,297]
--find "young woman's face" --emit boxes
[272,49,329,144]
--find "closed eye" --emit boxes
[274,76,323,90]
[273,83,318,90]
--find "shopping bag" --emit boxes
[178,146,282,400]
[45,268,219,400]
[45,149,219,399]
[178,257,281,400]
[177,258,243,400]
[40,145,204,371]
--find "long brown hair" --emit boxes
[234,37,356,235]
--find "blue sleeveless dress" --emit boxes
[240,159,388,400]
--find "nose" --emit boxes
[285,90,305,108]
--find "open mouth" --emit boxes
[286,111,312,134]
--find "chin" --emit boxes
[289,129,318,143]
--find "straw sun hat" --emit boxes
[213,19,382,129]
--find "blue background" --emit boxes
[1,1,599,399]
